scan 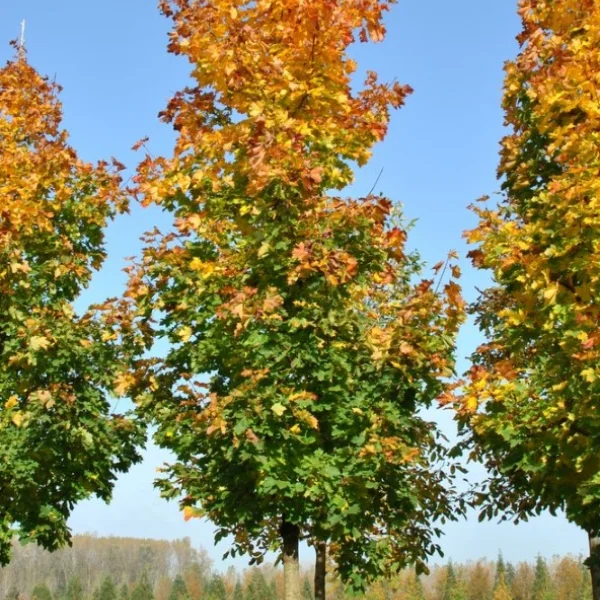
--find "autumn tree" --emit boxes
[127,0,464,597]
[0,49,143,564]
[456,0,600,597]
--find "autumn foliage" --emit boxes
[0,54,143,564]
[124,0,465,590]
[458,0,600,536]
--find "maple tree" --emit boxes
[126,0,465,597]
[0,49,143,564]
[456,0,600,598]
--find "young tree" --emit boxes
[119,585,130,600]
[204,576,226,600]
[168,576,188,600]
[98,578,117,600]
[129,0,464,597]
[232,581,245,600]
[66,578,83,600]
[131,573,154,600]
[302,577,313,600]
[32,585,53,600]
[0,49,143,564]
[532,557,554,600]
[456,0,600,597]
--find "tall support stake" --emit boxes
[18,20,26,59]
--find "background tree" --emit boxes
[203,576,226,600]
[456,0,600,596]
[119,585,129,600]
[130,573,153,600]
[0,49,143,564]
[31,586,52,600]
[129,0,465,596]
[232,581,244,600]
[98,579,117,600]
[168,577,188,600]
[532,558,554,600]
[302,577,313,600]
[65,579,82,600]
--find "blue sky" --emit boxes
[0,0,589,570]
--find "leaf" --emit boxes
[29,336,50,351]
[271,403,286,417]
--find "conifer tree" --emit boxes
[32,586,52,600]
[302,577,314,600]
[232,581,244,600]
[98,579,117,600]
[533,557,554,600]
[131,573,154,600]
[119,585,129,600]
[168,576,188,600]
[66,578,83,600]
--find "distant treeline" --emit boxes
[0,535,591,600]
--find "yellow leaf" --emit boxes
[11,411,25,427]
[4,396,18,409]
[178,326,193,342]
[290,424,301,434]
[29,335,50,351]
[581,368,596,383]
[271,403,286,416]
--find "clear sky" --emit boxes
[0,0,589,571]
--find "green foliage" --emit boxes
[32,585,52,600]
[444,562,467,600]
[232,581,245,600]
[131,573,153,600]
[245,571,275,600]
[302,576,314,600]
[0,57,143,564]
[533,557,554,600]
[66,578,83,600]
[168,575,188,600]
[97,578,117,600]
[204,575,226,600]
[119,585,129,600]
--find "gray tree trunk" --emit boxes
[314,542,326,600]
[282,521,301,600]
[589,532,600,600]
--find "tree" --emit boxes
[494,574,513,600]
[495,555,507,591]
[233,581,245,600]
[98,578,117,600]
[129,0,465,597]
[302,577,313,600]
[169,576,188,600]
[443,562,467,600]
[468,562,492,600]
[131,573,154,600]
[66,578,83,600]
[0,49,143,564]
[246,571,275,600]
[32,585,53,600]
[532,557,554,600]
[456,0,600,597]
[119,585,130,600]
[204,575,226,600]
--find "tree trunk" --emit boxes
[589,531,600,600]
[314,541,326,600]
[282,521,301,600]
